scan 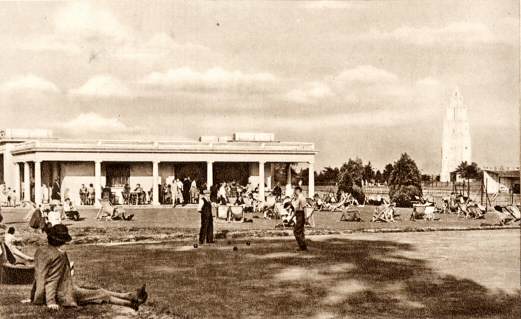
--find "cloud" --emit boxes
[0,74,60,93]
[285,81,333,104]
[303,1,358,9]
[357,22,512,46]
[54,1,130,42]
[112,33,213,63]
[59,112,133,135]
[335,65,398,84]
[69,75,132,98]
[140,67,278,93]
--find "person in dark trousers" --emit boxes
[182,177,191,206]
[197,190,214,244]
[289,186,308,251]
[51,179,61,202]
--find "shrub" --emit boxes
[388,153,422,207]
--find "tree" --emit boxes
[382,163,394,185]
[337,158,365,203]
[363,162,375,185]
[316,166,340,185]
[375,170,382,184]
[455,161,481,196]
[388,153,422,207]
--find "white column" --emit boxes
[308,161,315,198]
[152,161,159,206]
[23,162,30,202]
[286,163,292,186]
[207,161,213,190]
[13,162,21,203]
[94,161,102,206]
[259,161,265,201]
[34,161,42,205]
[266,163,274,190]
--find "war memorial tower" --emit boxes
[440,88,472,182]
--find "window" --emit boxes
[106,164,130,187]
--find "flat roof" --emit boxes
[10,138,316,156]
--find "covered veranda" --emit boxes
[8,139,316,206]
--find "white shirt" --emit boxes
[218,185,227,198]
[47,210,62,226]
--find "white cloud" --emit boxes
[285,81,333,104]
[0,74,59,93]
[303,1,357,9]
[54,1,130,42]
[69,75,132,98]
[112,33,212,63]
[357,22,511,46]
[60,112,131,134]
[335,65,398,84]
[140,67,278,93]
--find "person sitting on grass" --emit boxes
[24,224,147,311]
[96,199,134,221]
[47,204,65,227]
[4,226,34,264]
[63,198,80,221]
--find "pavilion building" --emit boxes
[0,129,316,206]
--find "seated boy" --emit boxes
[27,224,147,311]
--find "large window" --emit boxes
[106,164,130,187]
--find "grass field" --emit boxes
[1,206,519,318]
[0,205,514,245]
[1,230,519,319]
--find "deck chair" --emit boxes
[217,205,229,220]
[340,204,362,222]
[0,243,34,284]
[371,203,396,222]
[229,206,244,222]
[96,198,114,220]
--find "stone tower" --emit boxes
[440,88,471,182]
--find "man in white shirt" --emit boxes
[290,186,308,251]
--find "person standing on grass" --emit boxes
[51,179,61,202]
[27,224,148,311]
[198,190,214,244]
[290,186,308,251]
[182,177,191,205]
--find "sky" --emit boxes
[0,0,518,174]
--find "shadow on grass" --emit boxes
[1,237,519,319]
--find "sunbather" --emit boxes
[63,198,80,221]
[4,227,34,265]
[96,199,133,221]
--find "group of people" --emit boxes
[0,184,17,207]
[198,184,309,251]
[78,184,96,205]
[161,177,200,206]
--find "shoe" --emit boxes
[294,247,308,252]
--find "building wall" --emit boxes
[61,162,97,205]
[483,171,517,194]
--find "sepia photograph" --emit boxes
[0,1,519,318]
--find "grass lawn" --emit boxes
[0,205,514,245]
[1,230,519,319]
